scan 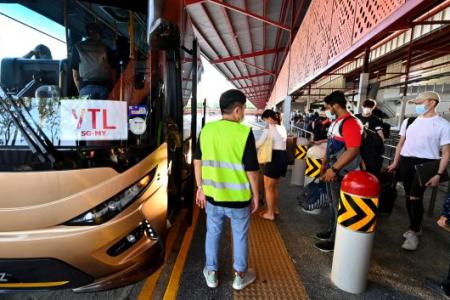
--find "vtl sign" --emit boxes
[61,100,128,140]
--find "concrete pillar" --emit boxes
[284,95,292,131]
[355,73,370,114]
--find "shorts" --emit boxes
[399,156,436,198]
[263,150,288,179]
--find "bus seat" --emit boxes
[0,58,60,97]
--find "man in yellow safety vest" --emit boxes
[194,89,259,290]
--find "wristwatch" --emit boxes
[331,166,339,173]
[437,172,443,177]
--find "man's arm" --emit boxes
[426,144,450,187]
[322,147,360,182]
[72,70,80,92]
[387,136,406,172]
[377,129,385,141]
[194,159,206,209]
[246,171,259,213]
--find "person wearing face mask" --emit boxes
[255,109,288,220]
[194,89,259,290]
[315,91,363,253]
[355,99,385,140]
[387,91,450,251]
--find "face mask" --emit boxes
[415,104,427,115]
[362,107,372,115]
[325,110,335,120]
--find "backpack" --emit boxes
[301,180,329,211]
[339,116,385,175]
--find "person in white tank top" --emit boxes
[256,110,288,220]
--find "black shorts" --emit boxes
[263,150,288,179]
[399,156,436,198]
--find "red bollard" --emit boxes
[331,171,380,294]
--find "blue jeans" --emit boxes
[326,180,341,240]
[80,85,109,99]
[205,202,251,273]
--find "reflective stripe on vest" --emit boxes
[200,120,251,202]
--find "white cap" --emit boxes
[414,91,440,103]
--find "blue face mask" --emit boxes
[415,104,426,115]
[325,110,335,120]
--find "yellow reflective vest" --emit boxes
[200,120,251,202]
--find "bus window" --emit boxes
[0,2,159,173]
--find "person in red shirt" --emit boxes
[315,91,362,253]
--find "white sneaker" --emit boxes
[403,229,422,239]
[203,267,218,288]
[402,234,419,251]
[232,268,256,290]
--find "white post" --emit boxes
[284,95,292,131]
[356,73,370,114]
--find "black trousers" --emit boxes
[399,156,436,232]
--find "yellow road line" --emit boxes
[163,205,200,300]
[0,281,69,288]
[138,210,187,300]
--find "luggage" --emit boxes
[378,170,397,215]
[301,180,329,211]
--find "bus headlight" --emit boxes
[64,168,156,226]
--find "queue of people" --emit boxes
[193,88,450,297]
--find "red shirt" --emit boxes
[328,113,362,148]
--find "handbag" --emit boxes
[257,129,273,164]
[414,160,449,186]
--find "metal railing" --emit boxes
[290,124,313,140]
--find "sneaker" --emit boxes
[203,267,218,288]
[301,207,321,215]
[314,240,334,252]
[232,268,256,290]
[315,230,332,241]
[403,229,422,239]
[402,234,419,251]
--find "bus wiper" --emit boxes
[0,85,56,165]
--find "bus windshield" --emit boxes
[0,1,161,172]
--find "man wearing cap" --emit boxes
[71,23,116,99]
[193,89,259,290]
[388,91,450,251]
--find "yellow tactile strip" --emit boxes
[234,216,308,300]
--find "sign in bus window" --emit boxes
[60,100,128,141]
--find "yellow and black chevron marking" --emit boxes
[337,192,379,233]
[294,145,307,160]
[305,158,321,178]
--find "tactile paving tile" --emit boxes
[233,216,308,300]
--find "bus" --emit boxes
[0,0,196,292]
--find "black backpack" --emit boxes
[339,116,385,176]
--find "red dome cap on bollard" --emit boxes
[341,171,380,198]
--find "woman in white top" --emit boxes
[388,91,450,251]
[256,110,288,220]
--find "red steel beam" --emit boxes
[242,83,273,89]
[192,0,291,31]
[210,48,286,64]
[237,60,276,76]
[230,73,270,81]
